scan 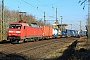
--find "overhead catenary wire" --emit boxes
[21,0,44,13]
[36,0,58,14]
[36,0,54,10]
[21,0,57,22]
[36,0,61,6]
[36,0,55,17]
[20,0,50,21]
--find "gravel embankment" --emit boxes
[0,38,81,60]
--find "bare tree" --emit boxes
[78,0,88,10]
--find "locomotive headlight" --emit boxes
[9,34,11,35]
[9,30,13,33]
[16,31,21,33]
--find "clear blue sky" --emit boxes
[0,0,88,30]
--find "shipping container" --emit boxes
[79,30,87,37]
[52,28,58,36]
[41,26,52,39]
[72,30,78,37]
[61,29,78,37]
[61,29,67,37]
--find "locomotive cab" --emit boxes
[7,23,26,43]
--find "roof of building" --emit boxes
[57,24,68,26]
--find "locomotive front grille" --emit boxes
[7,36,20,40]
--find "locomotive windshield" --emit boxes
[9,24,22,29]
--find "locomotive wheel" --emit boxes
[33,38,36,42]
[10,39,19,44]
[35,37,39,41]
[41,37,44,40]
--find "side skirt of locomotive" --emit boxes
[24,36,43,42]
[8,36,44,43]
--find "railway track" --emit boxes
[17,39,64,53]
[0,38,63,53]
[0,37,77,59]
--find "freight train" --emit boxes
[7,20,53,43]
[7,20,87,43]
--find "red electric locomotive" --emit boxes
[7,20,43,43]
